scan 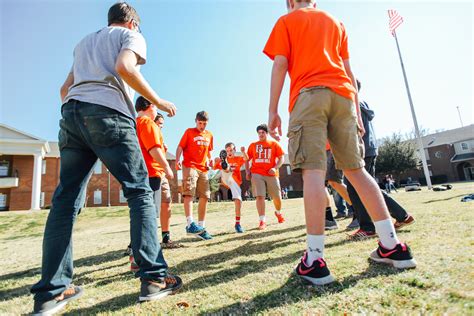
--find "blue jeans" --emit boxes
[31,100,168,302]
[333,191,347,216]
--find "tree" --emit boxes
[377,133,420,177]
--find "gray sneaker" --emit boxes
[346,218,360,230]
[33,285,83,316]
[139,275,183,302]
[325,220,338,230]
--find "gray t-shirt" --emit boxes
[65,26,147,119]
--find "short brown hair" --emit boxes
[256,124,268,133]
[196,111,209,121]
[225,142,235,149]
[108,2,140,26]
[135,96,151,112]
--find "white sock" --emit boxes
[259,215,266,222]
[374,218,400,249]
[186,216,193,227]
[198,220,205,228]
[275,210,281,215]
[306,234,324,265]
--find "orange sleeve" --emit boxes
[214,157,222,170]
[263,17,290,61]
[141,120,162,152]
[339,22,350,60]
[247,144,254,160]
[178,129,189,149]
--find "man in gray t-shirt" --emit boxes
[31,3,182,314]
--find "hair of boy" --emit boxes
[286,0,314,8]
[195,111,209,121]
[256,124,268,133]
[135,96,151,112]
[356,79,361,92]
[108,2,140,26]
[154,112,164,122]
[225,142,235,149]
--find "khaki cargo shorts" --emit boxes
[251,173,282,200]
[182,167,210,199]
[160,177,172,203]
[287,87,365,172]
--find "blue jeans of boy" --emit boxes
[31,100,168,302]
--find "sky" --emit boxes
[1,0,473,155]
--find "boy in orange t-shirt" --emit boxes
[214,142,248,233]
[176,111,214,240]
[246,124,285,230]
[264,0,416,285]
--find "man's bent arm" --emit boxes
[60,72,74,103]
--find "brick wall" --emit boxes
[10,156,33,210]
[42,158,60,207]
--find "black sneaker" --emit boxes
[124,244,132,256]
[33,285,83,316]
[325,220,338,231]
[139,275,183,302]
[219,150,228,170]
[295,252,335,285]
[334,213,346,220]
[370,241,417,269]
[346,218,360,230]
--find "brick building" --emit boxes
[398,125,474,184]
[0,124,178,211]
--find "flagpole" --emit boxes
[393,31,433,189]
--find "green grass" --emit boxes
[1,182,473,315]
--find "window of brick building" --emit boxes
[288,185,294,191]
[40,192,45,208]
[94,190,102,205]
[461,142,468,151]
[286,165,291,175]
[94,160,102,174]
[119,190,126,203]
[42,160,47,175]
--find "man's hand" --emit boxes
[268,112,282,141]
[246,172,251,181]
[163,144,168,152]
[357,118,366,137]
[165,166,174,180]
[240,146,245,153]
[175,161,182,171]
[268,168,276,176]
[157,99,176,117]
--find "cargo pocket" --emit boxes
[287,124,305,167]
[84,114,120,147]
[58,119,69,150]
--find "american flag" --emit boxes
[388,9,404,36]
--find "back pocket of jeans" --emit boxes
[58,119,69,150]
[287,124,305,166]
[84,114,120,147]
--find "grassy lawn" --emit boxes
[1,182,473,315]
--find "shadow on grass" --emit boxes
[423,194,467,204]
[201,261,406,315]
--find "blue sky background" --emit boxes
[1,0,472,154]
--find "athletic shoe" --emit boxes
[370,241,417,269]
[235,223,244,233]
[186,222,205,235]
[124,244,132,257]
[394,215,415,230]
[196,230,213,240]
[258,221,266,230]
[275,212,285,223]
[325,220,338,230]
[348,229,376,241]
[130,255,139,272]
[295,252,335,286]
[219,150,228,170]
[161,240,184,249]
[33,285,83,316]
[139,275,183,302]
[346,218,360,230]
[334,213,347,220]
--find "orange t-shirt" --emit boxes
[247,140,284,177]
[215,155,245,185]
[178,128,213,172]
[263,8,356,112]
[136,116,165,178]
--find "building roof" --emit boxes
[0,123,50,157]
[419,124,474,148]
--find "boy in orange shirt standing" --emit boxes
[176,111,214,240]
[214,142,248,233]
[246,124,286,230]
[264,0,416,285]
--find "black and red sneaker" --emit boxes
[295,252,335,285]
[370,241,417,269]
